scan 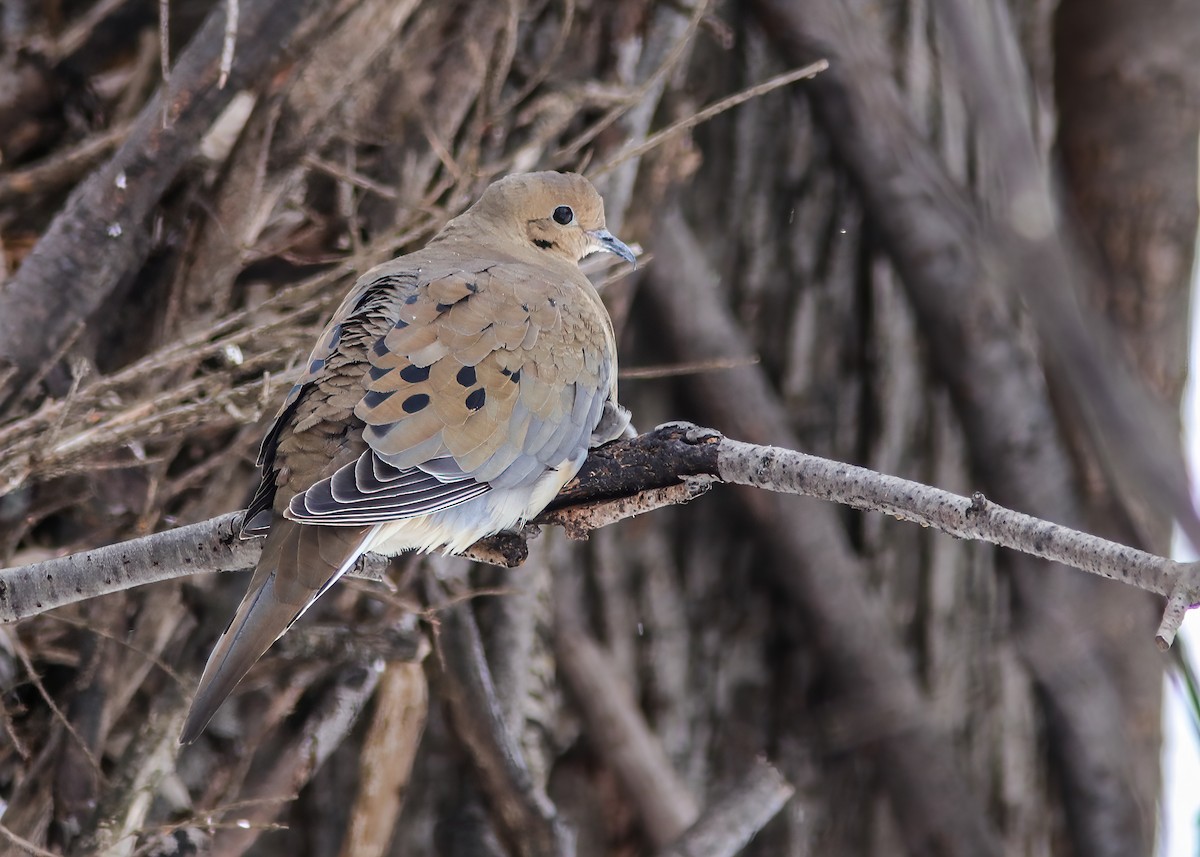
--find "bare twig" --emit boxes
[7,320,86,416]
[714,436,1180,597]
[0,0,332,410]
[205,658,384,856]
[589,1,704,237]
[337,660,429,857]
[0,512,392,623]
[591,60,828,178]
[52,0,127,59]
[618,355,759,380]
[12,634,103,780]
[218,0,240,89]
[494,0,576,117]
[542,480,711,540]
[655,759,794,857]
[554,621,698,847]
[0,822,60,857]
[301,153,400,200]
[424,570,572,857]
[0,123,131,205]
[557,1,707,162]
[158,0,170,128]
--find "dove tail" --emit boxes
[180,572,299,744]
[180,521,376,744]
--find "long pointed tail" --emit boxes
[181,521,373,744]
[181,571,301,744]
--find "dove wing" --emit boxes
[280,255,617,526]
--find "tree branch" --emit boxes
[423,569,572,857]
[554,619,699,847]
[743,9,1170,846]
[2,424,1186,632]
[205,656,385,856]
[654,759,794,857]
[0,0,332,410]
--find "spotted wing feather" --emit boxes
[282,258,616,526]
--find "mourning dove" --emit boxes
[181,172,635,743]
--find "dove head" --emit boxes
[464,172,636,269]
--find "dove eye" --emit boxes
[552,206,574,225]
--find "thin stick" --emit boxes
[0,823,60,857]
[557,0,708,159]
[592,60,829,178]
[619,356,760,380]
[159,0,170,127]
[0,124,131,205]
[654,759,794,857]
[302,153,400,200]
[713,434,1180,597]
[555,622,698,846]
[12,635,104,779]
[219,0,239,89]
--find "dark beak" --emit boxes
[587,228,637,269]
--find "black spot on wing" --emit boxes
[403,393,430,413]
[465,388,486,411]
[456,365,476,387]
[400,364,431,383]
[362,389,395,408]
